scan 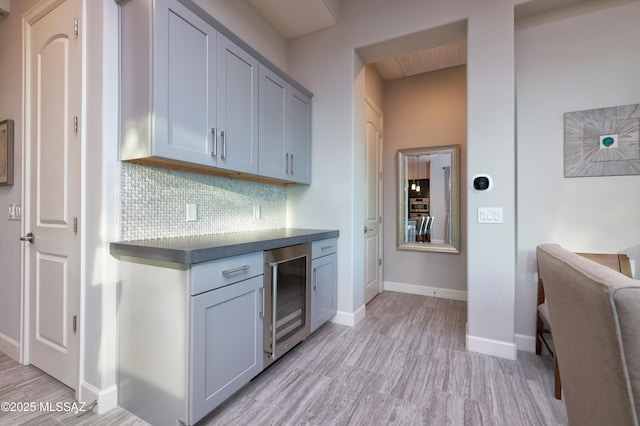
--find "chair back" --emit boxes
[537,244,640,426]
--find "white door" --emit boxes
[364,100,383,304]
[23,0,82,389]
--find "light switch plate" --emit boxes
[7,203,21,220]
[478,207,503,224]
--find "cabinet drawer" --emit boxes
[191,251,263,295]
[312,238,338,259]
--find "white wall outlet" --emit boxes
[253,205,261,220]
[7,203,21,220]
[186,203,197,222]
[478,207,503,224]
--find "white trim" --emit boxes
[515,333,536,353]
[79,381,117,415]
[466,333,517,360]
[0,332,20,361]
[78,0,88,404]
[330,304,366,327]
[384,281,467,301]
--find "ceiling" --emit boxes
[244,0,339,40]
[244,0,598,81]
[242,0,466,80]
[372,40,467,80]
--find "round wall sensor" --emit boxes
[472,174,492,192]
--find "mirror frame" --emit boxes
[397,144,460,253]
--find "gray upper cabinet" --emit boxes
[120,0,309,183]
[120,0,258,175]
[289,88,312,184]
[258,66,288,181]
[121,0,217,166]
[215,36,259,174]
[259,65,311,184]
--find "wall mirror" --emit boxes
[397,145,460,253]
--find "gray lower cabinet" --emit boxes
[117,251,263,426]
[311,239,338,332]
[190,275,263,422]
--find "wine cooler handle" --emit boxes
[270,262,278,360]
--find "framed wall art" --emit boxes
[564,104,640,177]
[0,119,14,186]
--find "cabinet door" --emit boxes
[155,0,217,165]
[215,35,259,174]
[190,275,263,423]
[258,65,288,181]
[289,88,312,184]
[311,253,337,333]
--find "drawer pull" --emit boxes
[221,265,250,276]
[321,245,334,251]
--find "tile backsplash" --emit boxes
[120,162,286,241]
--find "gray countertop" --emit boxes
[110,228,339,265]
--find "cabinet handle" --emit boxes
[212,127,218,157]
[321,245,333,251]
[313,267,318,291]
[221,130,227,159]
[259,287,264,319]
[221,265,250,276]
[285,153,289,174]
[290,154,294,174]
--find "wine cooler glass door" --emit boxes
[264,244,311,365]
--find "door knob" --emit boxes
[20,232,35,244]
[364,226,373,233]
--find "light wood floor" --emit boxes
[0,291,567,425]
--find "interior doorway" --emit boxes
[357,20,468,307]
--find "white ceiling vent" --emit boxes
[0,0,9,18]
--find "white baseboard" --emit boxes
[466,333,517,360]
[79,381,118,414]
[331,304,366,327]
[0,331,20,362]
[384,281,467,301]
[515,333,536,353]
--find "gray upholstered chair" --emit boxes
[536,251,632,399]
[537,244,640,426]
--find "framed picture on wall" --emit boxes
[0,119,14,186]
[564,104,640,177]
